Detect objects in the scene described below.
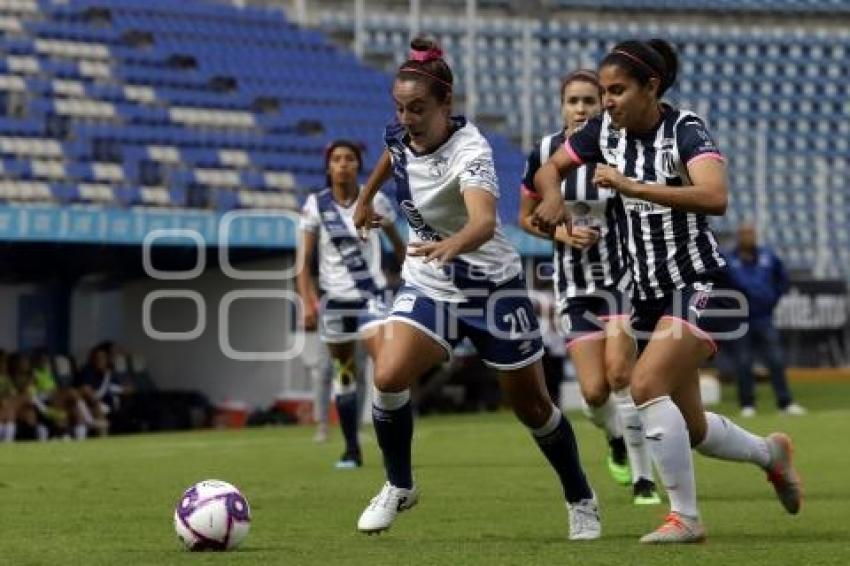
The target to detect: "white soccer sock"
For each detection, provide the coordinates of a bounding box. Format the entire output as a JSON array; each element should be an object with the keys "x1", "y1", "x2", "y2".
[
  {"x1": 74, "y1": 423, "x2": 88, "y2": 440},
  {"x1": 639, "y1": 396, "x2": 699, "y2": 518},
  {"x1": 373, "y1": 388, "x2": 411, "y2": 411},
  {"x1": 584, "y1": 395, "x2": 621, "y2": 439},
  {"x1": 77, "y1": 398, "x2": 95, "y2": 425},
  {"x1": 696, "y1": 412, "x2": 770, "y2": 469},
  {"x1": 36, "y1": 424, "x2": 49, "y2": 442},
  {"x1": 4, "y1": 422, "x2": 15, "y2": 442},
  {"x1": 613, "y1": 387, "x2": 654, "y2": 483}
]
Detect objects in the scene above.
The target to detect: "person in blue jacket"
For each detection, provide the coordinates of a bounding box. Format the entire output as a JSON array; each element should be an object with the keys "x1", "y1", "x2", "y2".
[{"x1": 725, "y1": 222, "x2": 806, "y2": 417}]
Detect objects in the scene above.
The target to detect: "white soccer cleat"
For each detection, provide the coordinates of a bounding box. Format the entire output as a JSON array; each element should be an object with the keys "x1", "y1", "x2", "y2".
[
  {"x1": 567, "y1": 493, "x2": 601, "y2": 540},
  {"x1": 640, "y1": 512, "x2": 706, "y2": 544},
  {"x1": 765, "y1": 432, "x2": 802, "y2": 514},
  {"x1": 357, "y1": 482, "x2": 419, "y2": 534},
  {"x1": 740, "y1": 406, "x2": 757, "y2": 418}
]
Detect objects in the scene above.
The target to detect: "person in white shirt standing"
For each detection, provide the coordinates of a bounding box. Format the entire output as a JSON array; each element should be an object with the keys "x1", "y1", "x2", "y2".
[
  {"x1": 352, "y1": 38, "x2": 599, "y2": 541},
  {"x1": 298, "y1": 140, "x2": 405, "y2": 468}
]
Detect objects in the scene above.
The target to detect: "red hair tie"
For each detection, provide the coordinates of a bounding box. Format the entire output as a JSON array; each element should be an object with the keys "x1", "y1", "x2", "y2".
[{"x1": 409, "y1": 47, "x2": 443, "y2": 63}]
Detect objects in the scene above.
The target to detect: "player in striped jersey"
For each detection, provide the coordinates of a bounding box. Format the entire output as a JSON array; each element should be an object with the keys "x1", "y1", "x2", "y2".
[
  {"x1": 532, "y1": 39, "x2": 801, "y2": 544},
  {"x1": 298, "y1": 140, "x2": 406, "y2": 469},
  {"x1": 352, "y1": 38, "x2": 599, "y2": 541},
  {"x1": 519, "y1": 69, "x2": 659, "y2": 505}
]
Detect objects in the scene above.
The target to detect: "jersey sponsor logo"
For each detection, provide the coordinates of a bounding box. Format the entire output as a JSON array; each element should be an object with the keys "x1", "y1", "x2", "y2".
[
  {"x1": 463, "y1": 157, "x2": 497, "y2": 187},
  {"x1": 622, "y1": 197, "x2": 660, "y2": 213},
  {"x1": 400, "y1": 199, "x2": 440, "y2": 242},
  {"x1": 389, "y1": 145, "x2": 403, "y2": 162}
]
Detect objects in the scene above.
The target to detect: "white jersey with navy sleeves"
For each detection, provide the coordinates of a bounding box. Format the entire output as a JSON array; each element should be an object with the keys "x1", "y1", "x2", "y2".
[
  {"x1": 300, "y1": 189, "x2": 396, "y2": 301},
  {"x1": 385, "y1": 117, "x2": 522, "y2": 302},
  {"x1": 565, "y1": 105, "x2": 726, "y2": 300}
]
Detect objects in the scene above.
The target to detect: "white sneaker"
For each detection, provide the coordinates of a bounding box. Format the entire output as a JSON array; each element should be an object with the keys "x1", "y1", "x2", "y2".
[
  {"x1": 783, "y1": 403, "x2": 807, "y2": 416},
  {"x1": 313, "y1": 424, "x2": 328, "y2": 443},
  {"x1": 740, "y1": 406, "x2": 757, "y2": 418},
  {"x1": 357, "y1": 482, "x2": 419, "y2": 534},
  {"x1": 567, "y1": 493, "x2": 601, "y2": 540}
]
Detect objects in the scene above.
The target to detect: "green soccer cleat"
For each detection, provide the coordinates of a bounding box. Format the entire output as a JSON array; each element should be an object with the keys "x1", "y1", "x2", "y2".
[
  {"x1": 607, "y1": 437, "x2": 632, "y2": 485},
  {"x1": 632, "y1": 478, "x2": 662, "y2": 505}
]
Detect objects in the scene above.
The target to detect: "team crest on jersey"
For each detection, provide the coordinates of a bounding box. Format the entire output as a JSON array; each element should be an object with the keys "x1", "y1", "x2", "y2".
[
  {"x1": 428, "y1": 155, "x2": 449, "y2": 177},
  {"x1": 659, "y1": 138, "x2": 678, "y2": 178}
]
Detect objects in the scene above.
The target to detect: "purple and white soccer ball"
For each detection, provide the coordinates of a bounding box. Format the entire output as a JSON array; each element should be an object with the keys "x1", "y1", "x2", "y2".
[{"x1": 173, "y1": 479, "x2": 251, "y2": 551}]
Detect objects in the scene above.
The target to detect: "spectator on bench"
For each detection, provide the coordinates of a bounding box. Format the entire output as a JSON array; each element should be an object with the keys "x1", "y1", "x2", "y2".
[
  {"x1": 75, "y1": 345, "x2": 125, "y2": 435},
  {"x1": 0, "y1": 350, "x2": 18, "y2": 442}
]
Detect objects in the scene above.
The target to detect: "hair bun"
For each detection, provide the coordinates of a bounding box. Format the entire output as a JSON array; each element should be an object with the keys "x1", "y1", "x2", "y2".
[{"x1": 409, "y1": 46, "x2": 443, "y2": 63}]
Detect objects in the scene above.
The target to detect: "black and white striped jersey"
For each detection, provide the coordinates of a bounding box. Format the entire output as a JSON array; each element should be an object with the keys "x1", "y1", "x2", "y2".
[
  {"x1": 522, "y1": 129, "x2": 627, "y2": 300},
  {"x1": 565, "y1": 106, "x2": 727, "y2": 300}
]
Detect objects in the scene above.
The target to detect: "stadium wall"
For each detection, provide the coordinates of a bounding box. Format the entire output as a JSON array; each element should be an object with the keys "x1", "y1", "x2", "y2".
[
  {"x1": 0, "y1": 284, "x2": 37, "y2": 350},
  {"x1": 117, "y1": 256, "x2": 305, "y2": 408}
]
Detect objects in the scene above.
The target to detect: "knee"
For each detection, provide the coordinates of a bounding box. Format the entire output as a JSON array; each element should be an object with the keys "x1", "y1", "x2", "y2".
[
  {"x1": 579, "y1": 379, "x2": 609, "y2": 408},
  {"x1": 507, "y1": 389, "x2": 553, "y2": 429},
  {"x1": 629, "y1": 368, "x2": 656, "y2": 406},
  {"x1": 605, "y1": 355, "x2": 632, "y2": 391},
  {"x1": 372, "y1": 363, "x2": 407, "y2": 393},
  {"x1": 511, "y1": 399, "x2": 553, "y2": 429}
]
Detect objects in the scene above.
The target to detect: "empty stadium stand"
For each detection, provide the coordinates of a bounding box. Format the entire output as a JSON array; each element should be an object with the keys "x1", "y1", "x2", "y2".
[
  {"x1": 0, "y1": 0, "x2": 848, "y2": 278},
  {"x1": 318, "y1": 8, "x2": 850, "y2": 277}
]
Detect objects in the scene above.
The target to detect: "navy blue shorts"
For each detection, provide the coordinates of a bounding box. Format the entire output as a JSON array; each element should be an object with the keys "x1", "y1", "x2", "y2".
[
  {"x1": 630, "y1": 269, "x2": 746, "y2": 355},
  {"x1": 388, "y1": 276, "x2": 545, "y2": 370},
  {"x1": 559, "y1": 288, "x2": 630, "y2": 346},
  {"x1": 319, "y1": 294, "x2": 388, "y2": 343}
]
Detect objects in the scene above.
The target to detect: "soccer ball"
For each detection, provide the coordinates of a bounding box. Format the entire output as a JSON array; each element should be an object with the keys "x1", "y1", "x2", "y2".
[{"x1": 173, "y1": 479, "x2": 251, "y2": 551}]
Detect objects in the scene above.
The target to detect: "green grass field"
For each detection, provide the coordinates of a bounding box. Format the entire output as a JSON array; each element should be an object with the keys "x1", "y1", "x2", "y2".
[{"x1": 3, "y1": 381, "x2": 849, "y2": 566}]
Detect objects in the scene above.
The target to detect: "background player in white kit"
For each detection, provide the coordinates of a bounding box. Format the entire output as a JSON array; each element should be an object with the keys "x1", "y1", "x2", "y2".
[
  {"x1": 298, "y1": 140, "x2": 405, "y2": 468},
  {"x1": 352, "y1": 38, "x2": 599, "y2": 541},
  {"x1": 519, "y1": 69, "x2": 659, "y2": 505}
]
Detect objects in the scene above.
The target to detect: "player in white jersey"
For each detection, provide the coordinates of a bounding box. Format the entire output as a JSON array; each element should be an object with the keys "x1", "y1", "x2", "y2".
[
  {"x1": 533, "y1": 39, "x2": 801, "y2": 544},
  {"x1": 520, "y1": 69, "x2": 659, "y2": 505},
  {"x1": 298, "y1": 140, "x2": 405, "y2": 468},
  {"x1": 351, "y1": 38, "x2": 599, "y2": 541}
]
